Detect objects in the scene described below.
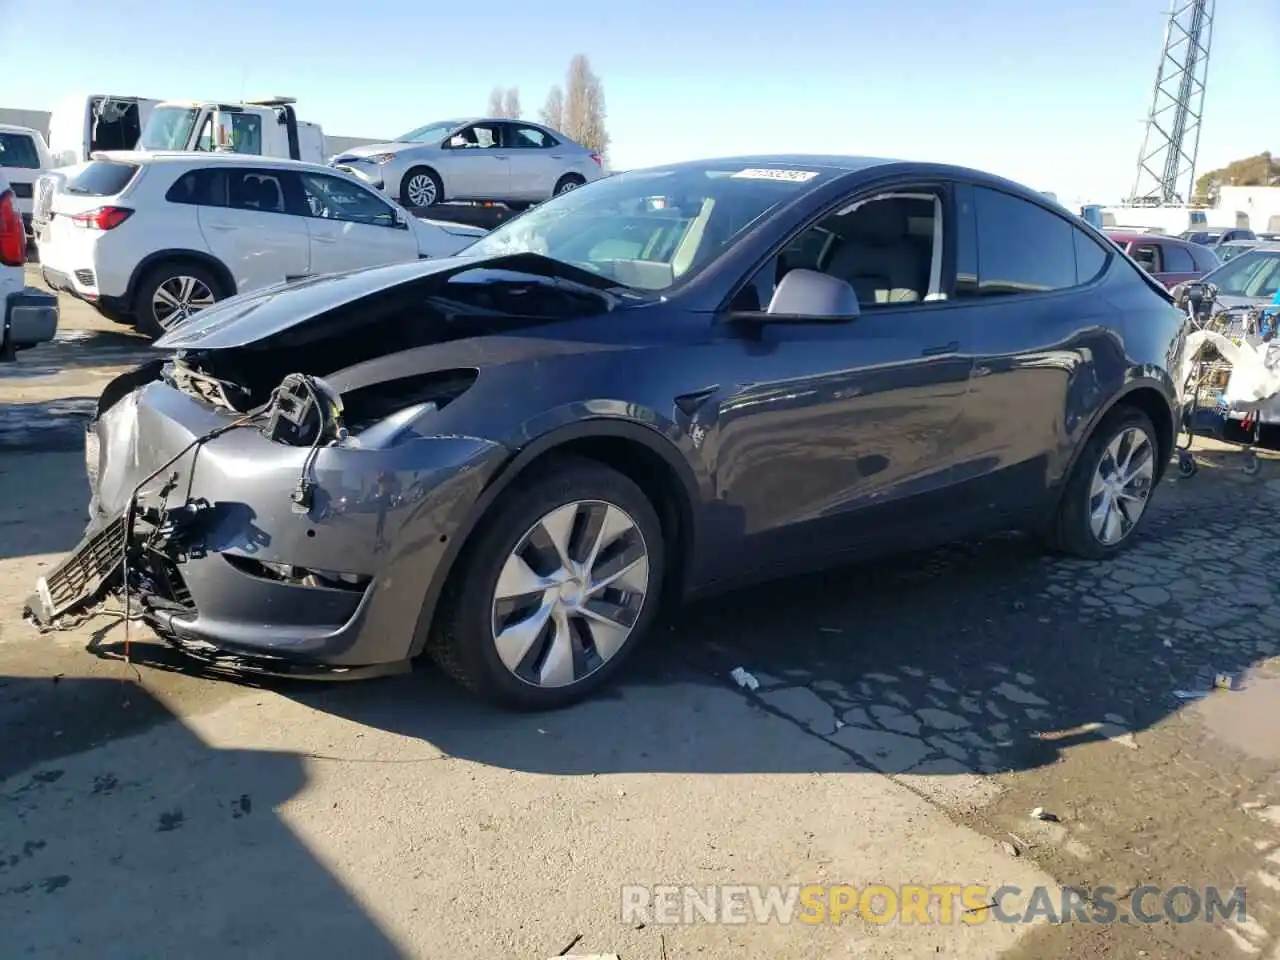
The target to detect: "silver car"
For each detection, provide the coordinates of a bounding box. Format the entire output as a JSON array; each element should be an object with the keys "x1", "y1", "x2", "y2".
[
  {"x1": 1196, "y1": 242, "x2": 1280, "y2": 311},
  {"x1": 329, "y1": 118, "x2": 603, "y2": 209}
]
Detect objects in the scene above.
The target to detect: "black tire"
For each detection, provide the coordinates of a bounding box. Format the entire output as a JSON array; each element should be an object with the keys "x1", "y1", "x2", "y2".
[
  {"x1": 1043, "y1": 405, "x2": 1160, "y2": 559},
  {"x1": 429, "y1": 457, "x2": 665, "y2": 710},
  {"x1": 132, "y1": 261, "x2": 226, "y2": 340},
  {"x1": 400, "y1": 166, "x2": 443, "y2": 208},
  {"x1": 552, "y1": 174, "x2": 585, "y2": 197}
]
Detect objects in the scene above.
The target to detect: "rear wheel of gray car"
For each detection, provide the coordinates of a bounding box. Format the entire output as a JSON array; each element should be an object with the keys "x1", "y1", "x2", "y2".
[
  {"x1": 553, "y1": 174, "x2": 585, "y2": 196},
  {"x1": 133, "y1": 262, "x2": 225, "y2": 340},
  {"x1": 1044, "y1": 405, "x2": 1160, "y2": 560},
  {"x1": 401, "y1": 167, "x2": 442, "y2": 208},
  {"x1": 430, "y1": 458, "x2": 665, "y2": 710}
]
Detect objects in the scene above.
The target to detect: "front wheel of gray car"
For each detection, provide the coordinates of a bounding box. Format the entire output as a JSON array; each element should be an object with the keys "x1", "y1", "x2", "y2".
[
  {"x1": 401, "y1": 167, "x2": 442, "y2": 208},
  {"x1": 1044, "y1": 405, "x2": 1160, "y2": 560},
  {"x1": 430, "y1": 458, "x2": 665, "y2": 710}
]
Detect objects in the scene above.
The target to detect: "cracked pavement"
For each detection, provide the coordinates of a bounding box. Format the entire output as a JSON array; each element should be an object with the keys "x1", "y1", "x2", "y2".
[{"x1": 1, "y1": 270, "x2": 1279, "y2": 959}]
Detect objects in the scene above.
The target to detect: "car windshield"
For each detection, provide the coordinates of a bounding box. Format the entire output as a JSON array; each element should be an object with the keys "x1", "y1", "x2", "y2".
[
  {"x1": 139, "y1": 106, "x2": 200, "y2": 151},
  {"x1": 463, "y1": 164, "x2": 834, "y2": 292},
  {"x1": 1205, "y1": 250, "x2": 1280, "y2": 299},
  {"x1": 395, "y1": 120, "x2": 469, "y2": 143},
  {"x1": 0, "y1": 132, "x2": 40, "y2": 169}
]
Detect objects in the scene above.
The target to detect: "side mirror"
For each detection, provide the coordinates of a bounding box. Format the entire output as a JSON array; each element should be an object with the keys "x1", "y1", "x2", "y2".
[
  {"x1": 765, "y1": 269, "x2": 860, "y2": 321},
  {"x1": 212, "y1": 112, "x2": 236, "y2": 152}
]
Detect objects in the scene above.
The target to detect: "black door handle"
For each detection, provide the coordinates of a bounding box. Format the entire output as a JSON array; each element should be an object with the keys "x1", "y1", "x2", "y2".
[{"x1": 921, "y1": 341, "x2": 959, "y2": 357}]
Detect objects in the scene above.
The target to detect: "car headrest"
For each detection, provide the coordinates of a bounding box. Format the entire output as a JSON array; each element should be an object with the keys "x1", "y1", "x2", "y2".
[
  {"x1": 258, "y1": 178, "x2": 281, "y2": 211},
  {"x1": 846, "y1": 200, "x2": 904, "y2": 246}
]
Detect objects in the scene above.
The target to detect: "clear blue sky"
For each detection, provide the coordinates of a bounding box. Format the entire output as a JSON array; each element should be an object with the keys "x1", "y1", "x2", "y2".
[{"x1": 6, "y1": 0, "x2": 1277, "y2": 202}]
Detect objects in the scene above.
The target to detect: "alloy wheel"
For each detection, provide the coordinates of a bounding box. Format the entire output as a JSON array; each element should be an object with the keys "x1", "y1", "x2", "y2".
[
  {"x1": 490, "y1": 499, "x2": 650, "y2": 689},
  {"x1": 407, "y1": 174, "x2": 437, "y2": 207},
  {"x1": 556, "y1": 179, "x2": 580, "y2": 195},
  {"x1": 1089, "y1": 426, "x2": 1155, "y2": 546},
  {"x1": 152, "y1": 276, "x2": 215, "y2": 329}
]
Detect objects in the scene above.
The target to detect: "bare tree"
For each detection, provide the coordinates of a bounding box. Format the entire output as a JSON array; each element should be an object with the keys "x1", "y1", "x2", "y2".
[
  {"x1": 501, "y1": 87, "x2": 522, "y2": 120},
  {"x1": 540, "y1": 85, "x2": 564, "y2": 132},
  {"x1": 487, "y1": 86, "x2": 505, "y2": 117},
  {"x1": 560, "y1": 54, "x2": 610, "y2": 157}
]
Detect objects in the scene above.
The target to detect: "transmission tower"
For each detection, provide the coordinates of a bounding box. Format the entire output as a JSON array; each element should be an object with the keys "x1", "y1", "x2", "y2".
[{"x1": 1129, "y1": 0, "x2": 1215, "y2": 205}]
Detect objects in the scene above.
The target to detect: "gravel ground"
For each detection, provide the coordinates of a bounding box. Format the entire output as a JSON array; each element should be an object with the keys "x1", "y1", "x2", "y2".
[{"x1": 1, "y1": 269, "x2": 1278, "y2": 959}]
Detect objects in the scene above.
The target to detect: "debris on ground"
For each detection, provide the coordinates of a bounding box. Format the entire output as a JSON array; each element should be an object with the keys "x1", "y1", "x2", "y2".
[
  {"x1": 1001, "y1": 840, "x2": 1021, "y2": 857},
  {"x1": 730, "y1": 667, "x2": 760, "y2": 691},
  {"x1": 1030, "y1": 807, "x2": 1059, "y2": 822},
  {"x1": 1173, "y1": 689, "x2": 1209, "y2": 701},
  {"x1": 1214, "y1": 672, "x2": 1238, "y2": 691}
]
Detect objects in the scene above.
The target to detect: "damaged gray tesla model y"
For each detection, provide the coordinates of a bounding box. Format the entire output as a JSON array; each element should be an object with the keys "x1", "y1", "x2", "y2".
[{"x1": 26, "y1": 155, "x2": 1188, "y2": 709}]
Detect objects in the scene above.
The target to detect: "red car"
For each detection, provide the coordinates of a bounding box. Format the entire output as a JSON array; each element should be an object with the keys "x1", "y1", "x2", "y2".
[{"x1": 1107, "y1": 232, "x2": 1220, "y2": 289}]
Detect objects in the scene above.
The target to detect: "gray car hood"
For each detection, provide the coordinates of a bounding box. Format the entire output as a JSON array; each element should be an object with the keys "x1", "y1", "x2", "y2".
[
  {"x1": 153, "y1": 259, "x2": 474, "y2": 351},
  {"x1": 151, "y1": 253, "x2": 628, "y2": 352}
]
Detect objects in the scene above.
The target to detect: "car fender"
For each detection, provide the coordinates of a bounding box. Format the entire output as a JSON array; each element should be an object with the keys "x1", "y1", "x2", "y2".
[
  {"x1": 405, "y1": 414, "x2": 704, "y2": 659},
  {"x1": 1047, "y1": 369, "x2": 1178, "y2": 516},
  {"x1": 125, "y1": 248, "x2": 235, "y2": 311}
]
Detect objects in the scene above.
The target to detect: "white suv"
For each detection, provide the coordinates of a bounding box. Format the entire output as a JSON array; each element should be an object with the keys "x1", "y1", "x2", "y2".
[
  {"x1": 37, "y1": 151, "x2": 486, "y2": 338},
  {"x1": 0, "y1": 170, "x2": 58, "y2": 359}
]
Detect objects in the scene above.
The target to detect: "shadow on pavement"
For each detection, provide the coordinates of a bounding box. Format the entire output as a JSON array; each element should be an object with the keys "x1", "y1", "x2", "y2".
[
  {"x1": 4, "y1": 326, "x2": 154, "y2": 381},
  {"x1": 0, "y1": 674, "x2": 405, "y2": 957},
  {"x1": 89, "y1": 474, "x2": 1280, "y2": 783}
]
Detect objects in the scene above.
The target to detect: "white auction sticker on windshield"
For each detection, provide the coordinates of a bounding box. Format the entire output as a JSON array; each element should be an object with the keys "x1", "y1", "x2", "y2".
[{"x1": 731, "y1": 168, "x2": 819, "y2": 182}]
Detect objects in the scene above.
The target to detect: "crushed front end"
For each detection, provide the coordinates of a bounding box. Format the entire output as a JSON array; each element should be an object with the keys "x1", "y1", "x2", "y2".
[{"x1": 25, "y1": 355, "x2": 508, "y2": 677}]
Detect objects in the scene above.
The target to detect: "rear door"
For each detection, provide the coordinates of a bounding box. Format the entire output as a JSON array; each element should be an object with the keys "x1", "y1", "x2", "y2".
[
  {"x1": 946, "y1": 183, "x2": 1118, "y2": 526},
  {"x1": 296, "y1": 169, "x2": 417, "y2": 274},
  {"x1": 502, "y1": 123, "x2": 561, "y2": 200},
  {"x1": 189, "y1": 166, "x2": 311, "y2": 293}
]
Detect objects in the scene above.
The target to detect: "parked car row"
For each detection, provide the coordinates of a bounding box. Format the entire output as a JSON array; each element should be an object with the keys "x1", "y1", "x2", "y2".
[
  {"x1": 29, "y1": 155, "x2": 1190, "y2": 709},
  {"x1": 34, "y1": 152, "x2": 487, "y2": 337}
]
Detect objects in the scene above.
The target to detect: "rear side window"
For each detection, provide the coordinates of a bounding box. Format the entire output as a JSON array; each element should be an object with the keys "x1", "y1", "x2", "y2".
[
  {"x1": 63, "y1": 161, "x2": 140, "y2": 197},
  {"x1": 1072, "y1": 229, "x2": 1110, "y2": 285},
  {"x1": 1162, "y1": 244, "x2": 1195, "y2": 273},
  {"x1": 0, "y1": 133, "x2": 40, "y2": 169},
  {"x1": 167, "y1": 167, "x2": 302, "y2": 216},
  {"x1": 965, "y1": 186, "x2": 1076, "y2": 295}
]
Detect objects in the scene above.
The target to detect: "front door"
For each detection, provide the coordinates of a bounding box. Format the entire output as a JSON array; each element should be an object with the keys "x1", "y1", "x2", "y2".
[
  {"x1": 296, "y1": 170, "x2": 418, "y2": 274},
  {"x1": 501, "y1": 122, "x2": 562, "y2": 201},
  {"x1": 697, "y1": 188, "x2": 974, "y2": 582},
  {"x1": 438, "y1": 121, "x2": 511, "y2": 200}
]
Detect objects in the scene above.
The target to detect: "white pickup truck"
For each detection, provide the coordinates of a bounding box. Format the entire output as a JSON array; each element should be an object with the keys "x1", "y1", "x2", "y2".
[
  {"x1": 33, "y1": 97, "x2": 326, "y2": 243},
  {"x1": 0, "y1": 170, "x2": 57, "y2": 360}
]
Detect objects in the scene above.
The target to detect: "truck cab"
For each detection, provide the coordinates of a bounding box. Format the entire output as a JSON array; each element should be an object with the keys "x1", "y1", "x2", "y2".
[{"x1": 136, "y1": 97, "x2": 325, "y2": 163}]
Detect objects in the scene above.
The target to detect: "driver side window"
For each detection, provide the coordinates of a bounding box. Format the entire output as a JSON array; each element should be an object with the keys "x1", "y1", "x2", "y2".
[{"x1": 735, "y1": 190, "x2": 946, "y2": 312}]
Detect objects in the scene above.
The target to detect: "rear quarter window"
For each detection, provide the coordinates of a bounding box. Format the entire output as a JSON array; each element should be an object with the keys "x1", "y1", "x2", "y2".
[{"x1": 64, "y1": 161, "x2": 140, "y2": 197}]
